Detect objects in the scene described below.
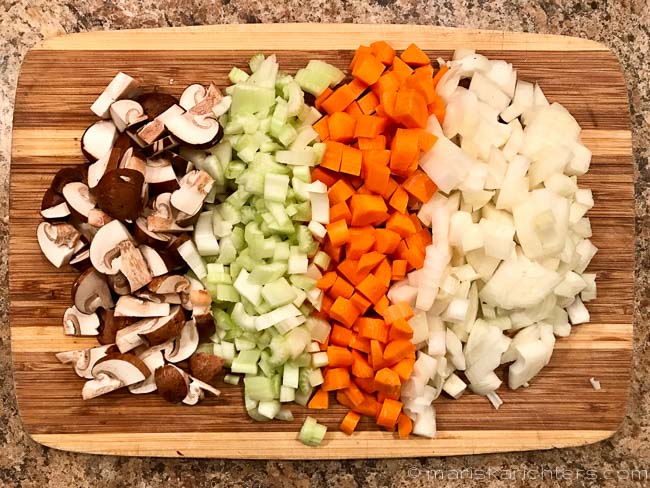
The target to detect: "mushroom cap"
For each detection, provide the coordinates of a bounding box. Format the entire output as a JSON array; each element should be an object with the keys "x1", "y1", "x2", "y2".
[
  {"x1": 133, "y1": 217, "x2": 171, "y2": 249},
  {"x1": 142, "y1": 135, "x2": 180, "y2": 158},
  {"x1": 115, "y1": 317, "x2": 159, "y2": 352},
  {"x1": 139, "y1": 245, "x2": 168, "y2": 277},
  {"x1": 165, "y1": 111, "x2": 222, "y2": 147},
  {"x1": 82, "y1": 352, "x2": 151, "y2": 398},
  {"x1": 106, "y1": 271, "x2": 131, "y2": 296},
  {"x1": 110, "y1": 99, "x2": 147, "y2": 132},
  {"x1": 63, "y1": 306, "x2": 100, "y2": 336},
  {"x1": 71, "y1": 267, "x2": 115, "y2": 314},
  {"x1": 136, "y1": 92, "x2": 179, "y2": 119},
  {"x1": 69, "y1": 248, "x2": 92, "y2": 271},
  {"x1": 97, "y1": 309, "x2": 135, "y2": 345},
  {"x1": 164, "y1": 319, "x2": 199, "y2": 363},
  {"x1": 87, "y1": 208, "x2": 113, "y2": 228},
  {"x1": 89, "y1": 219, "x2": 133, "y2": 274},
  {"x1": 56, "y1": 344, "x2": 118, "y2": 379},
  {"x1": 194, "y1": 313, "x2": 217, "y2": 340},
  {"x1": 129, "y1": 348, "x2": 165, "y2": 394},
  {"x1": 94, "y1": 168, "x2": 144, "y2": 221},
  {"x1": 40, "y1": 201, "x2": 71, "y2": 220},
  {"x1": 148, "y1": 275, "x2": 190, "y2": 294},
  {"x1": 188, "y1": 351, "x2": 224, "y2": 385},
  {"x1": 179, "y1": 84, "x2": 208, "y2": 111},
  {"x1": 114, "y1": 295, "x2": 171, "y2": 318},
  {"x1": 62, "y1": 182, "x2": 97, "y2": 220},
  {"x1": 51, "y1": 166, "x2": 89, "y2": 194},
  {"x1": 82, "y1": 120, "x2": 118, "y2": 161},
  {"x1": 40, "y1": 187, "x2": 66, "y2": 211},
  {"x1": 119, "y1": 146, "x2": 147, "y2": 177},
  {"x1": 186, "y1": 84, "x2": 223, "y2": 116},
  {"x1": 140, "y1": 305, "x2": 185, "y2": 345},
  {"x1": 37, "y1": 221, "x2": 83, "y2": 268},
  {"x1": 155, "y1": 364, "x2": 189, "y2": 403},
  {"x1": 170, "y1": 170, "x2": 215, "y2": 216},
  {"x1": 135, "y1": 119, "x2": 166, "y2": 146}
]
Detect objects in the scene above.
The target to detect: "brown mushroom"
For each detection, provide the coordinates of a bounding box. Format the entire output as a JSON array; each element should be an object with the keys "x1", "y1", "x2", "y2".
[
  {"x1": 148, "y1": 275, "x2": 190, "y2": 294},
  {"x1": 146, "y1": 193, "x2": 192, "y2": 233},
  {"x1": 81, "y1": 120, "x2": 118, "y2": 161},
  {"x1": 87, "y1": 208, "x2": 113, "y2": 228},
  {"x1": 56, "y1": 344, "x2": 118, "y2": 379},
  {"x1": 188, "y1": 352, "x2": 224, "y2": 385},
  {"x1": 69, "y1": 248, "x2": 91, "y2": 271},
  {"x1": 142, "y1": 135, "x2": 179, "y2": 158},
  {"x1": 37, "y1": 221, "x2": 84, "y2": 268},
  {"x1": 159, "y1": 233, "x2": 192, "y2": 271},
  {"x1": 94, "y1": 168, "x2": 144, "y2": 221},
  {"x1": 165, "y1": 111, "x2": 223, "y2": 149},
  {"x1": 110, "y1": 99, "x2": 147, "y2": 132},
  {"x1": 145, "y1": 158, "x2": 180, "y2": 195},
  {"x1": 140, "y1": 305, "x2": 185, "y2": 345},
  {"x1": 71, "y1": 267, "x2": 115, "y2": 314},
  {"x1": 62, "y1": 182, "x2": 97, "y2": 221},
  {"x1": 182, "y1": 377, "x2": 221, "y2": 405},
  {"x1": 114, "y1": 296, "x2": 171, "y2": 318},
  {"x1": 51, "y1": 166, "x2": 89, "y2": 194},
  {"x1": 82, "y1": 352, "x2": 151, "y2": 399},
  {"x1": 63, "y1": 306, "x2": 100, "y2": 336},
  {"x1": 133, "y1": 217, "x2": 171, "y2": 249},
  {"x1": 155, "y1": 364, "x2": 190, "y2": 403},
  {"x1": 194, "y1": 313, "x2": 217, "y2": 340},
  {"x1": 90, "y1": 72, "x2": 139, "y2": 118},
  {"x1": 139, "y1": 245, "x2": 168, "y2": 277},
  {"x1": 129, "y1": 348, "x2": 166, "y2": 394},
  {"x1": 164, "y1": 319, "x2": 199, "y2": 363},
  {"x1": 170, "y1": 170, "x2": 214, "y2": 216},
  {"x1": 89, "y1": 220, "x2": 133, "y2": 274},
  {"x1": 106, "y1": 271, "x2": 131, "y2": 296},
  {"x1": 115, "y1": 317, "x2": 159, "y2": 352},
  {"x1": 136, "y1": 92, "x2": 179, "y2": 119},
  {"x1": 117, "y1": 240, "x2": 153, "y2": 292},
  {"x1": 40, "y1": 188, "x2": 70, "y2": 220},
  {"x1": 119, "y1": 146, "x2": 147, "y2": 177},
  {"x1": 97, "y1": 309, "x2": 134, "y2": 345}
]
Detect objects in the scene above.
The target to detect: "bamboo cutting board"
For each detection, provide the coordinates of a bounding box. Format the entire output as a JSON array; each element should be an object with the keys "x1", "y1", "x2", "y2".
[{"x1": 10, "y1": 24, "x2": 634, "y2": 459}]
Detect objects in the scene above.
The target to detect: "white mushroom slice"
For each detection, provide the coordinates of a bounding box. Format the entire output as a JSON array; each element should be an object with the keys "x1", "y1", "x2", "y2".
[
  {"x1": 146, "y1": 193, "x2": 192, "y2": 233},
  {"x1": 115, "y1": 318, "x2": 159, "y2": 352},
  {"x1": 117, "y1": 240, "x2": 153, "y2": 292},
  {"x1": 69, "y1": 249, "x2": 91, "y2": 270},
  {"x1": 119, "y1": 147, "x2": 146, "y2": 176},
  {"x1": 139, "y1": 245, "x2": 168, "y2": 277},
  {"x1": 110, "y1": 99, "x2": 147, "y2": 132},
  {"x1": 187, "y1": 84, "x2": 223, "y2": 116},
  {"x1": 148, "y1": 275, "x2": 190, "y2": 294},
  {"x1": 136, "y1": 119, "x2": 165, "y2": 145},
  {"x1": 164, "y1": 319, "x2": 199, "y2": 363},
  {"x1": 212, "y1": 95, "x2": 232, "y2": 118},
  {"x1": 82, "y1": 120, "x2": 119, "y2": 160},
  {"x1": 170, "y1": 170, "x2": 214, "y2": 216},
  {"x1": 82, "y1": 353, "x2": 150, "y2": 399},
  {"x1": 56, "y1": 344, "x2": 116, "y2": 379},
  {"x1": 40, "y1": 202, "x2": 70, "y2": 219},
  {"x1": 62, "y1": 182, "x2": 96, "y2": 219},
  {"x1": 133, "y1": 217, "x2": 171, "y2": 248},
  {"x1": 87, "y1": 208, "x2": 113, "y2": 228},
  {"x1": 157, "y1": 104, "x2": 185, "y2": 126},
  {"x1": 165, "y1": 111, "x2": 221, "y2": 147},
  {"x1": 63, "y1": 306, "x2": 100, "y2": 336},
  {"x1": 89, "y1": 220, "x2": 133, "y2": 274},
  {"x1": 114, "y1": 296, "x2": 170, "y2": 317},
  {"x1": 90, "y1": 72, "x2": 139, "y2": 118},
  {"x1": 37, "y1": 222, "x2": 83, "y2": 268},
  {"x1": 134, "y1": 290, "x2": 182, "y2": 304},
  {"x1": 129, "y1": 348, "x2": 165, "y2": 394},
  {"x1": 179, "y1": 84, "x2": 208, "y2": 111},
  {"x1": 145, "y1": 161, "x2": 177, "y2": 184},
  {"x1": 87, "y1": 152, "x2": 110, "y2": 188},
  {"x1": 140, "y1": 305, "x2": 185, "y2": 346},
  {"x1": 182, "y1": 377, "x2": 221, "y2": 405},
  {"x1": 72, "y1": 267, "x2": 114, "y2": 313}
]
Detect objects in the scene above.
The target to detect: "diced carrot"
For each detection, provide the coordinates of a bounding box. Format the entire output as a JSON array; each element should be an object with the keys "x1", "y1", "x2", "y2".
[
  {"x1": 417, "y1": 129, "x2": 438, "y2": 152},
  {"x1": 314, "y1": 87, "x2": 333, "y2": 111},
  {"x1": 374, "y1": 367, "x2": 401, "y2": 398},
  {"x1": 388, "y1": 318, "x2": 413, "y2": 341},
  {"x1": 311, "y1": 166, "x2": 338, "y2": 187},
  {"x1": 327, "y1": 345, "x2": 354, "y2": 368},
  {"x1": 331, "y1": 324, "x2": 354, "y2": 347},
  {"x1": 377, "y1": 398, "x2": 403, "y2": 429},
  {"x1": 336, "y1": 389, "x2": 355, "y2": 410},
  {"x1": 428, "y1": 94, "x2": 446, "y2": 124},
  {"x1": 374, "y1": 258, "x2": 392, "y2": 288},
  {"x1": 388, "y1": 186, "x2": 409, "y2": 213},
  {"x1": 393, "y1": 87, "x2": 428, "y2": 129},
  {"x1": 389, "y1": 128, "x2": 420, "y2": 173},
  {"x1": 380, "y1": 177, "x2": 399, "y2": 200},
  {"x1": 370, "y1": 340, "x2": 386, "y2": 370},
  {"x1": 340, "y1": 146, "x2": 363, "y2": 176},
  {"x1": 413, "y1": 64, "x2": 434, "y2": 79},
  {"x1": 329, "y1": 275, "x2": 355, "y2": 299},
  {"x1": 354, "y1": 377, "x2": 377, "y2": 394},
  {"x1": 346, "y1": 228, "x2": 376, "y2": 260},
  {"x1": 349, "y1": 292, "x2": 372, "y2": 315},
  {"x1": 355, "y1": 395, "x2": 381, "y2": 417},
  {"x1": 362, "y1": 163, "x2": 390, "y2": 195},
  {"x1": 322, "y1": 367, "x2": 351, "y2": 391},
  {"x1": 406, "y1": 74, "x2": 436, "y2": 104},
  {"x1": 308, "y1": 387, "x2": 329, "y2": 409},
  {"x1": 337, "y1": 259, "x2": 366, "y2": 286},
  {"x1": 354, "y1": 115, "x2": 388, "y2": 139},
  {"x1": 320, "y1": 141, "x2": 344, "y2": 171},
  {"x1": 402, "y1": 169, "x2": 437, "y2": 203},
  {"x1": 383, "y1": 339, "x2": 415, "y2": 366},
  {"x1": 370, "y1": 40, "x2": 396, "y2": 65},
  {"x1": 328, "y1": 111, "x2": 356, "y2": 143},
  {"x1": 373, "y1": 228, "x2": 401, "y2": 254},
  {"x1": 391, "y1": 259, "x2": 407, "y2": 280},
  {"x1": 352, "y1": 53, "x2": 386, "y2": 86},
  {"x1": 356, "y1": 184, "x2": 372, "y2": 195},
  {"x1": 381, "y1": 302, "x2": 414, "y2": 324},
  {"x1": 361, "y1": 150, "x2": 391, "y2": 176},
  {"x1": 351, "y1": 350, "x2": 374, "y2": 378},
  {"x1": 326, "y1": 219, "x2": 350, "y2": 247},
  {"x1": 349, "y1": 334, "x2": 371, "y2": 354},
  {"x1": 348, "y1": 78, "x2": 368, "y2": 98},
  {"x1": 432, "y1": 64, "x2": 449, "y2": 88},
  {"x1": 329, "y1": 296, "x2": 361, "y2": 328},
  {"x1": 329, "y1": 201, "x2": 352, "y2": 225},
  {"x1": 400, "y1": 43, "x2": 430, "y2": 67},
  {"x1": 375, "y1": 295, "x2": 390, "y2": 315},
  {"x1": 349, "y1": 194, "x2": 388, "y2": 226},
  {"x1": 380, "y1": 90, "x2": 398, "y2": 119},
  {"x1": 323, "y1": 240, "x2": 342, "y2": 263},
  {"x1": 357, "y1": 251, "x2": 386, "y2": 276},
  {"x1": 322, "y1": 84, "x2": 356, "y2": 114},
  {"x1": 340, "y1": 410, "x2": 361, "y2": 435},
  {"x1": 313, "y1": 115, "x2": 330, "y2": 141},
  {"x1": 392, "y1": 357, "x2": 415, "y2": 382},
  {"x1": 410, "y1": 214, "x2": 425, "y2": 232},
  {"x1": 358, "y1": 135, "x2": 386, "y2": 150},
  {"x1": 391, "y1": 56, "x2": 413, "y2": 83},
  {"x1": 328, "y1": 179, "x2": 355, "y2": 205},
  {"x1": 356, "y1": 273, "x2": 387, "y2": 304},
  {"x1": 356, "y1": 317, "x2": 388, "y2": 342},
  {"x1": 344, "y1": 100, "x2": 363, "y2": 118},
  {"x1": 386, "y1": 212, "x2": 417, "y2": 238},
  {"x1": 397, "y1": 413, "x2": 413, "y2": 439},
  {"x1": 343, "y1": 382, "x2": 365, "y2": 407},
  {"x1": 371, "y1": 71, "x2": 400, "y2": 97},
  {"x1": 350, "y1": 45, "x2": 372, "y2": 70},
  {"x1": 317, "y1": 271, "x2": 337, "y2": 291},
  {"x1": 357, "y1": 91, "x2": 380, "y2": 115},
  {"x1": 321, "y1": 294, "x2": 334, "y2": 315}
]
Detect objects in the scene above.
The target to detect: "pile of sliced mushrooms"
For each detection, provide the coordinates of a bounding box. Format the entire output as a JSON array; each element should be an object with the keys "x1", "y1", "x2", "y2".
[{"x1": 39, "y1": 73, "x2": 229, "y2": 404}]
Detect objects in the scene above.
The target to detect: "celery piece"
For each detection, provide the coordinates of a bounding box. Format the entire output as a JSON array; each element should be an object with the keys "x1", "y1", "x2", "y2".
[
  {"x1": 292, "y1": 286, "x2": 307, "y2": 308},
  {"x1": 231, "y1": 85, "x2": 276, "y2": 115},
  {"x1": 258, "y1": 400, "x2": 282, "y2": 420},
  {"x1": 249, "y1": 53, "x2": 265, "y2": 72},
  {"x1": 291, "y1": 352, "x2": 312, "y2": 368},
  {"x1": 206, "y1": 264, "x2": 232, "y2": 285},
  {"x1": 273, "y1": 241, "x2": 291, "y2": 261},
  {"x1": 232, "y1": 349, "x2": 261, "y2": 375},
  {"x1": 244, "y1": 376, "x2": 275, "y2": 401},
  {"x1": 291, "y1": 202, "x2": 311, "y2": 222},
  {"x1": 225, "y1": 186, "x2": 251, "y2": 208},
  {"x1": 231, "y1": 303, "x2": 256, "y2": 332},
  {"x1": 288, "y1": 246, "x2": 308, "y2": 274},
  {"x1": 216, "y1": 238, "x2": 237, "y2": 264},
  {"x1": 229, "y1": 66, "x2": 250, "y2": 84},
  {"x1": 230, "y1": 226, "x2": 245, "y2": 251},
  {"x1": 310, "y1": 143, "x2": 327, "y2": 164},
  {"x1": 264, "y1": 173, "x2": 290, "y2": 203},
  {"x1": 215, "y1": 283, "x2": 240, "y2": 303},
  {"x1": 194, "y1": 211, "x2": 220, "y2": 256},
  {"x1": 312, "y1": 251, "x2": 331, "y2": 270},
  {"x1": 295, "y1": 60, "x2": 344, "y2": 96},
  {"x1": 298, "y1": 417, "x2": 327, "y2": 446},
  {"x1": 267, "y1": 335, "x2": 291, "y2": 368},
  {"x1": 235, "y1": 337, "x2": 256, "y2": 351},
  {"x1": 226, "y1": 161, "x2": 246, "y2": 180},
  {"x1": 296, "y1": 225, "x2": 318, "y2": 255},
  {"x1": 282, "y1": 363, "x2": 300, "y2": 389},
  {"x1": 235, "y1": 249, "x2": 258, "y2": 272},
  {"x1": 249, "y1": 262, "x2": 287, "y2": 284},
  {"x1": 254, "y1": 303, "x2": 302, "y2": 331},
  {"x1": 258, "y1": 357, "x2": 275, "y2": 377},
  {"x1": 233, "y1": 269, "x2": 262, "y2": 306},
  {"x1": 213, "y1": 309, "x2": 235, "y2": 330},
  {"x1": 248, "y1": 55, "x2": 279, "y2": 88},
  {"x1": 292, "y1": 165, "x2": 311, "y2": 183},
  {"x1": 298, "y1": 368, "x2": 313, "y2": 394},
  {"x1": 294, "y1": 387, "x2": 313, "y2": 407},
  {"x1": 290, "y1": 126, "x2": 318, "y2": 151},
  {"x1": 261, "y1": 277, "x2": 297, "y2": 308},
  {"x1": 289, "y1": 274, "x2": 317, "y2": 291},
  {"x1": 307, "y1": 367, "x2": 325, "y2": 387},
  {"x1": 284, "y1": 81, "x2": 304, "y2": 117},
  {"x1": 224, "y1": 374, "x2": 241, "y2": 386},
  {"x1": 271, "y1": 373, "x2": 282, "y2": 398},
  {"x1": 279, "y1": 385, "x2": 296, "y2": 403}
]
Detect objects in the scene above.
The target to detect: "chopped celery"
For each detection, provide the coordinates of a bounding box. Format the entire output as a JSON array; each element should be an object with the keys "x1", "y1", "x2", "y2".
[
  {"x1": 215, "y1": 283, "x2": 240, "y2": 303},
  {"x1": 312, "y1": 250, "x2": 331, "y2": 270},
  {"x1": 294, "y1": 387, "x2": 313, "y2": 407},
  {"x1": 244, "y1": 376, "x2": 275, "y2": 401},
  {"x1": 264, "y1": 173, "x2": 290, "y2": 203},
  {"x1": 249, "y1": 53, "x2": 265, "y2": 72},
  {"x1": 231, "y1": 349, "x2": 261, "y2": 375},
  {"x1": 273, "y1": 241, "x2": 291, "y2": 261},
  {"x1": 294, "y1": 60, "x2": 345, "y2": 96},
  {"x1": 288, "y1": 246, "x2": 308, "y2": 274},
  {"x1": 224, "y1": 374, "x2": 241, "y2": 385},
  {"x1": 279, "y1": 386, "x2": 295, "y2": 403},
  {"x1": 267, "y1": 335, "x2": 291, "y2": 367},
  {"x1": 249, "y1": 262, "x2": 287, "y2": 284},
  {"x1": 229, "y1": 66, "x2": 250, "y2": 84},
  {"x1": 258, "y1": 400, "x2": 281, "y2": 420},
  {"x1": 290, "y1": 352, "x2": 312, "y2": 368},
  {"x1": 276, "y1": 150, "x2": 317, "y2": 166},
  {"x1": 194, "y1": 211, "x2": 220, "y2": 256},
  {"x1": 289, "y1": 274, "x2": 317, "y2": 291},
  {"x1": 262, "y1": 278, "x2": 298, "y2": 308},
  {"x1": 298, "y1": 417, "x2": 327, "y2": 446},
  {"x1": 282, "y1": 363, "x2": 300, "y2": 389}
]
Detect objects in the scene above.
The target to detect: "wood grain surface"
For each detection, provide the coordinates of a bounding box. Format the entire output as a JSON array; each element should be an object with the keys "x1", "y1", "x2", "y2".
[{"x1": 9, "y1": 24, "x2": 634, "y2": 459}]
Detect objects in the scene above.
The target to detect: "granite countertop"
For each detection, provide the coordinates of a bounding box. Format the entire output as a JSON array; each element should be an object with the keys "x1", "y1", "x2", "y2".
[{"x1": 1, "y1": 1, "x2": 649, "y2": 486}]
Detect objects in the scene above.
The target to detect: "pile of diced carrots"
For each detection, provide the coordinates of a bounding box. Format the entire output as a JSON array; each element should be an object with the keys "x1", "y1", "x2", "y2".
[{"x1": 307, "y1": 41, "x2": 445, "y2": 438}]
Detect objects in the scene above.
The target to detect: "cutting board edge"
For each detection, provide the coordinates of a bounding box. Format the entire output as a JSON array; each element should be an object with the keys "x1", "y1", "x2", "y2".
[{"x1": 28, "y1": 429, "x2": 618, "y2": 459}]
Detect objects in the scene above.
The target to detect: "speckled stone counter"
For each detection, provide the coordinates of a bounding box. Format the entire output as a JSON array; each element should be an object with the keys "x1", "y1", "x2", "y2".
[{"x1": 1, "y1": 2, "x2": 649, "y2": 487}]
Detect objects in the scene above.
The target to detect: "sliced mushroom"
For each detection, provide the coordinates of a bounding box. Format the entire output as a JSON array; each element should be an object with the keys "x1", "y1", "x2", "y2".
[
  {"x1": 129, "y1": 348, "x2": 166, "y2": 394},
  {"x1": 155, "y1": 364, "x2": 190, "y2": 403},
  {"x1": 87, "y1": 152, "x2": 114, "y2": 189},
  {"x1": 142, "y1": 135, "x2": 179, "y2": 158},
  {"x1": 40, "y1": 201, "x2": 70, "y2": 220},
  {"x1": 51, "y1": 166, "x2": 89, "y2": 194},
  {"x1": 188, "y1": 351, "x2": 223, "y2": 385},
  {"x1": 89, "y1": 220, "x2": 132, "y2": 274},
  {"x1": 115, "y1": 317, "x2": 159, "y2": 352},
  {"x1": 164, "y1": 319, "x2": 199, "y2": 363},
  {"x1": 161, "y1": 150, "x2": 192, "y2": 176},
  {"x1": 133, "y1": 217, "x2": 171, "y2": 249},
  {"x1": 94, "y1": 168, "x2": 144, "y2": 220},
  {"x1": 106, "y1": 271, "x2": 131, "y2": 296},
  {"x1": 175, "y1": 210, "x2": 201, "y2": 228},
  {"x1": 135, "y1": 119, "x2": 165, "y2": 146},
  {"x1": 37, "y1": 222, "x2": 83, "y2": 267},
  {"x1": 134, "y1": 290, "x2": 181, "y2": 304},
  {"x1": 136, "y1": 92, "x2": 180, "y2": 119},
  {"x1": 114, "y1": 296, "x2": 170, "y2": 318},
  {"x1": 69, "y1": 249, "x2": 91, "y2": 271},
  {"x1": 87, "y1": 208, "x2": 113, "y2": 228},
  {"x1": 145, "y1": 158, "x2": 179, "y2": 195},
  {"x1": 147, "y1": 193, "x2": 192, "y2": 233},
  {"x1": 140, "y1": 305, "x2": 185, "y2": 345},
  {"x1": 165, "y1": 111, "x2": 222, "y2": 148},
  {"x1": 183, "y1": 377, "x2": 221, "y2": 405},
  {"x1": 110, "y1": 99, "x2": 147, "y2": 132},
  {"x1": 170, "y1": 170, "x2": 214, "y2": 216},
  {"x1": 148, "y1": 275, "x2": 190, "y2": 294},
  {"x1": 139, "y1": 244, "x2": 168, "y2": 277},
  {"x1": 186, "y1": 84, "x2": 223, "y2": 116},
  {"x1": 71, "y1": 267, "x2": 115, "y2": 314},
  {"x1": 63, "y1": 306, "x2": 100, "y2": 336},
  {"x1": 56, "y1": 344, "x2": 117, "y2": 379},
  {"x1": 62, "y1": 182, "x2": 96, "y2": 220},
  {"x1": 82, "y1": 120, "x2": 118, "y2": 161},
  {"x1": 179, "y1": 84, "x2": 209, "y2": 111},
  {"x1": 82, "y1": 352, "x2": 150, "y2": 399},
  {"x1": 194, "y1": 313, "x2": 216, "y2": 340},
  {"x1": 117, "y1": 240, "x2": 153, "y2": 292},
  {"x1": 97, "y1": 309, "x2": 134, "y2": 345},
  {"x1": 69, "y1": 217, "x2": 98, "y2": 244},
  {"x1": 90, "y1": 72, "x2": 139, "y2": 118},
  {"x1": 159, "y1": 233, "x2": 192, "y2": 271}
]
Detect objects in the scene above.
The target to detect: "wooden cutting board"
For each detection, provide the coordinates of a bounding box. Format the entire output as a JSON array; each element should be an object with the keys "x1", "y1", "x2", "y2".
[{"x1": 10, "y1": 24, "x2": 634, "y2": 459}]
